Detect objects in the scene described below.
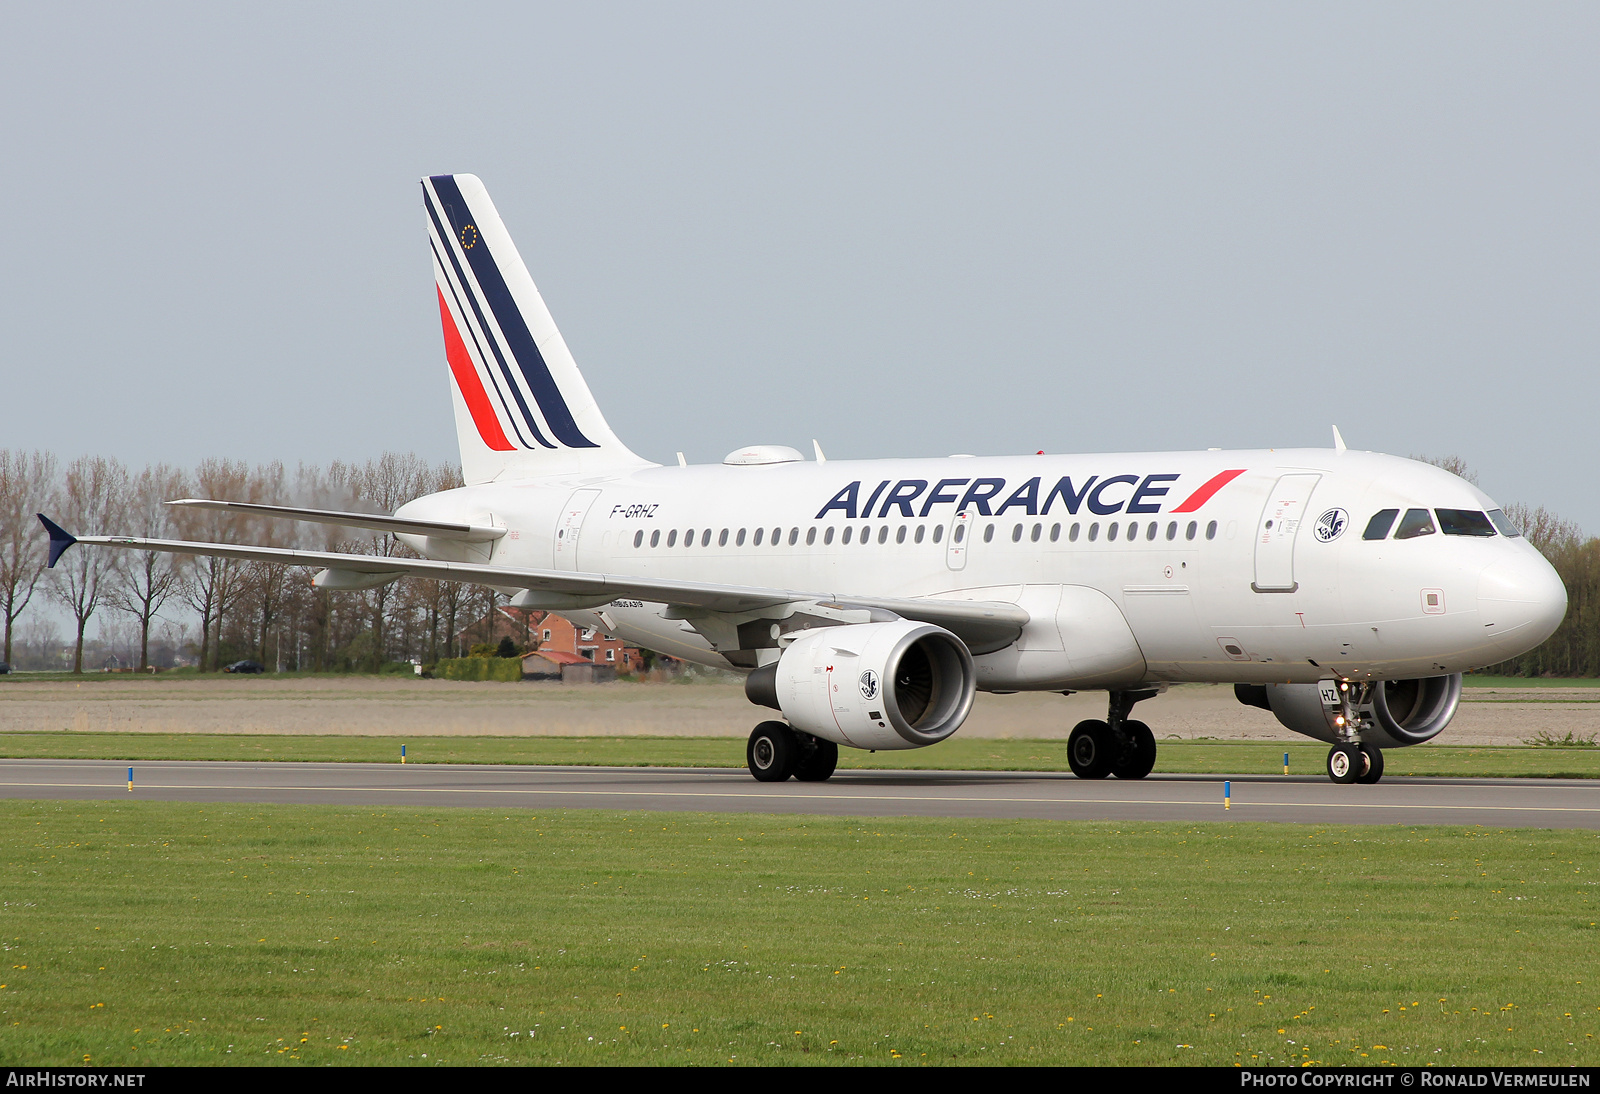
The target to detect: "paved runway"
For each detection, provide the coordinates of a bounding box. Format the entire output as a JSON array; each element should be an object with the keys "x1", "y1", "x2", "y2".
[{"x1": 1, "y1": 759, "x2": 1597, "y2": 828}]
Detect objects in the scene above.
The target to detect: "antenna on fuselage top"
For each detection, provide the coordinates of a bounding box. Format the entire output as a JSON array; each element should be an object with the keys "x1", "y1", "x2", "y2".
[
  {"x1": 1332, "y1": 425, "x2": 1347, "y2": 454},
  {"x1": 676, "y1": 452, "x2": 687, "y2": 467},
  {"x1": 813, "y1": 440, "x2": 827, "y2": 463}
]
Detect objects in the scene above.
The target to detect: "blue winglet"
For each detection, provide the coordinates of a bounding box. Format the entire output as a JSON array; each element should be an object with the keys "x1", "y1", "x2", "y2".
[{"x1": 37, "y1": 514, "x2": 76, "y2": 568}]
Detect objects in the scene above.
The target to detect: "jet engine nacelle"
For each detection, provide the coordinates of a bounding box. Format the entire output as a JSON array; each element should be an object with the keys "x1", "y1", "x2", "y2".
[
  {"x1": 746, "y1": 620, "x2": 976, "y2": 751},
  {"x1": 1236, "y1": 674, "x2": 1463, "y2": 748}
]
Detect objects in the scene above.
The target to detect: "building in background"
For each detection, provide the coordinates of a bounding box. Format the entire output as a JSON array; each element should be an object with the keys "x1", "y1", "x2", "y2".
[{"x1": 452, "y1": 606, "x2": 644, "y2": 673}]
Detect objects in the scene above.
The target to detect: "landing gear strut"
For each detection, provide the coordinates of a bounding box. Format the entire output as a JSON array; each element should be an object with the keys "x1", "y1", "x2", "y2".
[{"x1": 1067, "y1": 689, "x2": 1160, "y2": 780}]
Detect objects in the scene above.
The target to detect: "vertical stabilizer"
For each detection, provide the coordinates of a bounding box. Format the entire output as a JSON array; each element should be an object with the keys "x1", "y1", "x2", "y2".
[{"x1": 423, "y1": 174, "x2": 651, "y2": 484}]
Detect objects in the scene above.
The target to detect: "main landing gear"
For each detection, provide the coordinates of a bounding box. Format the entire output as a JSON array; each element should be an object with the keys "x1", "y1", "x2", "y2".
[
  {"x1": 1067, "y1": 689, "x2": 1159, "y2": 780},
  {"x1": 746, "y1": 721, "x2": 838, "y2": 783}
]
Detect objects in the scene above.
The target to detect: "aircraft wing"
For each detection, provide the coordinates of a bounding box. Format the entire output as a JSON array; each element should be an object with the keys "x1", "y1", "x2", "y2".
[{"x1": 39, "y1": 519, "x2": 1028, "y2": 653}]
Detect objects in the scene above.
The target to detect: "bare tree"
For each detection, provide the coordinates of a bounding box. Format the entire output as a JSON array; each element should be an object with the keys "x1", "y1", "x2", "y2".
[
  {"x1": 51, "y1": 456, "x2": 128, "y2": 673},
  {"x1": 0, "y1": 450, "x2": 59, "y2": 666},
  {"x1": 107, "y1": 464, "x2": 187, "y2": 670},
  {"x1": 1413, "y1": 453, "x2": 1480, "y2": 485},
  {"x1": 1503, "y1": 502, "x2": 1582, "y2": 557},
  {"x1": 348, "y1": 452, "x2": 432, "y2": 669},
  {"x1": 175, "y1": 459, "x2": 250, "y2": 671}
]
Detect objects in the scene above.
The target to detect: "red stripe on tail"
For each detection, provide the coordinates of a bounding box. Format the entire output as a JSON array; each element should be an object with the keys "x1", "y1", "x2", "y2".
[
  {"x1": 1170, "y1": 468, "x2": 1247, "y2": 513},
  {"x1": 437, "y1": 289, "x2": 515, "y2": 452}
]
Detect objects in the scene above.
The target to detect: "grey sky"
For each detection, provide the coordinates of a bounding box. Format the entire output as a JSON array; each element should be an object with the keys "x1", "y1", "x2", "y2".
[{"x1": 3, "y1": 3, "x2": 1596, "y2": 527}]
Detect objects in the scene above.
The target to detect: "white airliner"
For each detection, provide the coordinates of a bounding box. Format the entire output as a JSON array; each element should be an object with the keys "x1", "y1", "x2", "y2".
[{"x1": 41, "y1": 174, "x2": 1568, "y2": 785}]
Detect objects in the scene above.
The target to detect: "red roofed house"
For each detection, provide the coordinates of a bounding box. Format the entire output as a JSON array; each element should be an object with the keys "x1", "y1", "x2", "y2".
[{"x1": 453, "y1": 606, "x2": 644, "y2": 673}]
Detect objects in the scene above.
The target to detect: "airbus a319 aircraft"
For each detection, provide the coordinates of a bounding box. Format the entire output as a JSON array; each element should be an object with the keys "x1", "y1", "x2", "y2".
[{"x1": 42, "y1": 175, "x2": 1569, "y2": 785}]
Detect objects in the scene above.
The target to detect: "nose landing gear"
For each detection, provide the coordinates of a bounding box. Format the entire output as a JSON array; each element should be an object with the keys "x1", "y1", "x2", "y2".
[
  {"x1": 1067, "y1": 689, "x2": 1160, "y2": 780},
  {"x1": 1325, "y1": 681, "x2": 1385, "y2": 784}
]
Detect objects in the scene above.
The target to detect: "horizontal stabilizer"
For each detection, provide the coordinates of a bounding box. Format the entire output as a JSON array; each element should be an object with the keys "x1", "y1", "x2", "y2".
[{"x1": 166, "y1": 499, "x2": 505, "y2": 543}]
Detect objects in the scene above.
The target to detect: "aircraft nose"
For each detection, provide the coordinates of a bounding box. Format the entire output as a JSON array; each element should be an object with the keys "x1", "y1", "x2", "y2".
[{"x1": 1478, "y1": 548, "x2": 1568, "y2": 656}]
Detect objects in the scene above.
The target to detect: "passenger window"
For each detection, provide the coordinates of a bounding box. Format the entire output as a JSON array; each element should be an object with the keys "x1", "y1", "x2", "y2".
[
  {"x1": 718, "y1": 529, "x2": 729, "y2": 547},
  {"x1": 824, "y1": 526, "x2": 835, "y2": 545},
  {"x1": 914, "y1": 525, "x2": 925, "y2": 543},
  {"x1": 1031, "y1": 523, "x2": 1042, "y2": 542},
  {"x1": 952, "y1": 524, "x2": 964, "y2": 544},
  {"x1": 1069, "y1": 523, "x2": 1080, "y2": 542},
  {"x1": 1185, "y1": 521, "x2": 1197, "y2": 541},
  {"x1": 896, "y1": 525, "x2": 907, "y2": 544},
  {"x1": 933, "y1": 524, "x2": 944, "y2": 543},
  {"x1": 1088, "y1": 522, "x2": 1099, "y2": 542},
  {"x1": 1487, "y1": 509, "x2": 1522, "y2": 538},
  {"x1": 1166, "y1": 521, "x2": 1177, "y2": 541},
  {"x1": 667, "y1": 529, "x2": 677, "y2": 547},
  {"x1": 788, "y1": 528, "x2": 798, "y2": 545},
  {"x1": 650, "y1": 530, "x2": 660, "y2": 547},
  {"x1": 879, "y1": 526, "x2": 889, "y2": 544},
  {"x1": 1146, "y1": 522, "x2": 1157, "y2": 541},
  {"x1": 1437, "y1": 509, "x2": 1496, "y2": 537},
  {"x1": 842, "y1": 526, "x2": 853, "y2": 545},
  {"x1": 1108, "y1": 521, "x2": 1120, "y2": 541},
  {"x1": 1394, "y1": 508, "x2": 1436, "y2": 540},
  {"x1": 702, "y1": 529, "x2": 712, "y2": 547},
  {"x1": 1012, "y1": 523, "x2": 1023, "y2": 543},
  {"x1": 736, "y1": 528, "x2": 747, "y2": 546},
  {"x1": 1363, "y1": 509, "x2": 1399, "y2": 540},
  {"x1": 1205, "y1": 521, "x2": 1217, "y2": 540},
  {"x1": 753, "y1": 527, "x2": 764, "y2": 546},
  {"x1": 684, "y1": 528, "x2": 694, "y2": 546},
  {"x1": 983, "y1": 524, "x2": 995, "y2": 543},
  {"x1": 806, "y1": 527, "x2": 817, "y2": 545},
  {"x1": 633, "y1": 530, "x2": 643, "y2": 548},
  {"x1": 1050, "y1": 523, "x2": 1061, "y2": 542}
]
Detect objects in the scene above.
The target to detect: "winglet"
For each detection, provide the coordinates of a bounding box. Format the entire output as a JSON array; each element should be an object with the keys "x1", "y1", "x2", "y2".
[
  {"x1": 1332, "y1": 425, "x2": 1347, "y2": 454},
  {"x1": 37, "y1": 514, "x2": 76, "y2": 568}
]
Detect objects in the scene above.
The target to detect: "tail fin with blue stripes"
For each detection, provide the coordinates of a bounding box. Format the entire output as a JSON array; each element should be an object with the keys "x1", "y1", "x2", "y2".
[{"x1": 423, "y1": 174, "x2": 649, "y2": 484}]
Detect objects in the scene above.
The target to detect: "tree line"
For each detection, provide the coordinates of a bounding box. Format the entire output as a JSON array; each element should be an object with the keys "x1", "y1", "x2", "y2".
[
  {"x1": 0, "y1": 449, "x2": 1594, "y2": 675},
  {"x1": 0, "y1": 450, "x2": 506, "y2": 673}
]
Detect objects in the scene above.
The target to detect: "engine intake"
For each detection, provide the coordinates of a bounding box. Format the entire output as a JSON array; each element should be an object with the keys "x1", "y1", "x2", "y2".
[
  {"x1": 746, "y1": 620, "x2": 976, "y2": 750},
  {"x1": 1236, "y1": 674, "x2": 1463, "y2": 748}
]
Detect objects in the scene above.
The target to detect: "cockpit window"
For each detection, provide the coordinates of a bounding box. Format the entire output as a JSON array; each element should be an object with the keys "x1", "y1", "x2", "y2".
[
  {"x1": 1394, "y1": 508, "x2": 1436, "y2": 540},
  {"x1": 1363, "y1": 509, "x2": 1399, "y2": 540},
  {"x1": 1437, "y1": 509, "x2": 1496, "y2": 537},
  {"x1": 1487, "y1": 509, "x2": 1522, "y2": 538}
]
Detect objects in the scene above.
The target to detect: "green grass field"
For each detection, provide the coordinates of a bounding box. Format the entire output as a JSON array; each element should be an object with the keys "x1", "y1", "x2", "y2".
[
  {"x1": 0, "y1": 801, "x2": 1594, "y2": 1066},
  {"x1": 1, "y1": 732, "x2": 1597, "y2": 779}
]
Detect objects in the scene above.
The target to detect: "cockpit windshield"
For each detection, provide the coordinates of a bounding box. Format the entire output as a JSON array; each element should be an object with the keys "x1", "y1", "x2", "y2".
[
  {"x1": 1365, "y1": 507, "x2": 1506, "y2": 540},
  {"x1": 1393, "y1": 508, "x2": 1437, "y2": 539},
  {"x1": 1487, "y1": 509, "x2": 1522, "y2": 538},
  {"x1": 1437, "y1": 509, "x2": 1496, "y2": 537}
]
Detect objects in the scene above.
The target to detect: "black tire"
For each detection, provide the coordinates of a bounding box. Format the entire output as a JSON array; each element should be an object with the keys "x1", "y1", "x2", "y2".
[
  {"x1": 1112, "y1": 720, "x2": 1157, "y2": 780},
  {"x1": 747, "y1": 721, "x2": 799, "y2": 782},
  {"x1": 794, "y1": 736, "x2": 839, "y2": 782},
  {"x1": 1356, "y1": 743, "x2": 1384, "y2": 784},
  {"x1": 1326, "y1": 743, "x2": 1360, "y2": 784},
  {"x1": 1068, "y1": 719, "x2": 1116, "y2": 779}
]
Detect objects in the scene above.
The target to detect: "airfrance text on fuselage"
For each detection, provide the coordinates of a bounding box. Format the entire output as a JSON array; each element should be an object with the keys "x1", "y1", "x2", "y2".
[{"x1": 816, "y1": 474, "x2": 1184, "y2": 521}]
